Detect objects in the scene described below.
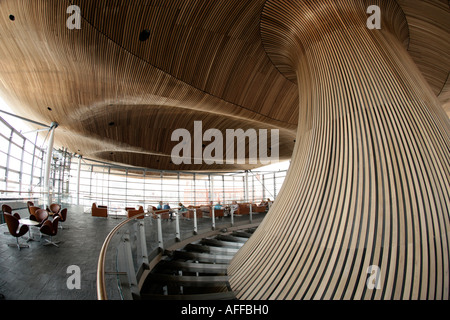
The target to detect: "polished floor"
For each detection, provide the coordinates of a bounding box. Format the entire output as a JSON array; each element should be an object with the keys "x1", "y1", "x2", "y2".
[
  {"x1": 0, "y1": 205, "x2": 260, "y2": 300},
  {"x1": 0, "y1": 205, "x2": 123, "y2": 300}
]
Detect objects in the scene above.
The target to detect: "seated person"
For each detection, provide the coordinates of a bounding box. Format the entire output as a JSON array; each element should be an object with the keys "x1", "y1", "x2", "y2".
[
  {"x1": 214, "y1": 201, "x2": 223, "y2": 210},
  {"x1": 178, "y1": 202, "x2": 187, "y2": 212},
  {"x1": 229, "y1": 200, "x2": 238, "y2": 215},
  {"x1": 156, "y1": 201, "x2": 163, "y2": 210},
  {"x1": 163, "y1": 203, "x2": 174, "y2": 219}
]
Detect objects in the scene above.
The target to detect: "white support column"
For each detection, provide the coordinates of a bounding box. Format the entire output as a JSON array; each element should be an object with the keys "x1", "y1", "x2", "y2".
[{"x1": 43, "y1": 122, "x2": 58, "y2": 208}]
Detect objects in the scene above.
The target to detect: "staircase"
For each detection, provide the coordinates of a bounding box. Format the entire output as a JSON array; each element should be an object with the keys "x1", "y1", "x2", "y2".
[{"x1": 140, "y1": 228, "x2": 256, "y2": 300}]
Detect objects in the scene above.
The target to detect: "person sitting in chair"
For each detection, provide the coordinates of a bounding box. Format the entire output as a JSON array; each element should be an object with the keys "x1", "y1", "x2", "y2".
[
  {"x1": 214, "y1": 201, "x2": 223, "y2": 210},
  {"x1": 178, "y1": 203, "x2": 187, "y2": 212},
  {"x1": 229, "y1": 200, "x2": 238, "y2": 216}
]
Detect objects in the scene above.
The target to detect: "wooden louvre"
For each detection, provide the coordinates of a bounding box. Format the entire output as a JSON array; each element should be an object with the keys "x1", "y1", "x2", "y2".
[{"x1": 0, "y1": 0, "x2": 449, "y2": 300}]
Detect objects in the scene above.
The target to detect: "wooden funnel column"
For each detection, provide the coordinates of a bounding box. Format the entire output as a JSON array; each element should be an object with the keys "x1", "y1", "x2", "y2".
[{"x1": 228, "y1": 0, "x2": 450, "y2": 299}]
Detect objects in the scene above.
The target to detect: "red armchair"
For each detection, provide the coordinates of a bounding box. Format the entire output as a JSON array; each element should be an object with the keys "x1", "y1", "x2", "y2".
[
  {"x1": 4, "y1": 213, "x2": 29, "y2": 250},
  {"x1": 92, "y1": 203, "x2": 108, "y2": 217},
  {"x1": 127, "y1": 206, "x2": 145, "y2": 219},
  {"x1": 40, "y1": 216, "x2": 61, "y2": 247}
]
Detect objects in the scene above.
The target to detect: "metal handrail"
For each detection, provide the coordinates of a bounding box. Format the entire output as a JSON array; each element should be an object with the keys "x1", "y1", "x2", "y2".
[
  {"x1": 96, "y1": 208, "x2": 192, "y2": 299},
  {"x1": 96, "y1": 206, "x2": 262, "y2": 300},
  {"x1": 96, "y1": 211, "x2": 147, "y2": 300}
]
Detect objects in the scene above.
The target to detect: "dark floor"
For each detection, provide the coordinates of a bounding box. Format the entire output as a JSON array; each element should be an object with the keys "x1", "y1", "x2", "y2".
[
  {"x1": 0, "y1": 205, "x2": 123, "y2": 300},
  {"x1": 0, "y1": 205, "x2": 261, "y2": 300}
]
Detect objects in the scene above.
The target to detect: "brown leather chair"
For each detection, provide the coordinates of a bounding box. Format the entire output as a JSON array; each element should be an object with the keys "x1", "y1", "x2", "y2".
[
  {"x1": 237, "y1": 203, "x2": 250, "y2": 215},
  {"x1": 56, "y1": 208, "x2": 68, "y2": 229},
  {"x1": 183, "y1": 209, "x2": 202, "y2": 219},
  {"x1": 40, "y1": 216, "x2": 61, "y2": 247},
  {"x1": 47, "y1": 203, "x2": 61, "y2": 216},
  {"x1": 92, "y1": 203, "x2": 108, "y2": 217},
  {"x1": 253, "y1": 204, "x2": 266, "y2": 213},
  {"x1": 2, "y1": 204, "x2": 12, "y2": 214},
  {"x1": 126, "y1": 206, "x2": 145, "y2": 219},
  {"x1": 28, "y1": 205, "x2": 40, "y2": 216},
  {"x1": 153, "y1": 209, "x2": 170, "y2": 220},
  {"x1": 213, "y1": 208, "x2": 225, "y2": 218},
  {"x1": 4, "y1": 213, "x2": 29, "y2": 250},
  {"x1": 30, "y1": 208, "x2": 49, "y2": 228}
]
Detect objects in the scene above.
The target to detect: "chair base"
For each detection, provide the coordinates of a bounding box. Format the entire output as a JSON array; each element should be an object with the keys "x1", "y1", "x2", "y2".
[
  {"x1": 43, "y1": 238, "x2": 60, "y2": 247},
  {"x1": 8, "y1": 242, "x2": 29, "y2": 250}
]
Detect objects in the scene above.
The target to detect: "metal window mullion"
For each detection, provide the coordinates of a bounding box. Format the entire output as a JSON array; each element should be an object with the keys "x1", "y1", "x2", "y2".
[
  {"x1": 29, "y1": 132, "x2": 38, "y2": 193},
  {"x1": 5, "y1": 130, "x2": 13, "y2": 191},
  {"x1": 19, "y1": 137, "x2": 26, "y2": 195}
]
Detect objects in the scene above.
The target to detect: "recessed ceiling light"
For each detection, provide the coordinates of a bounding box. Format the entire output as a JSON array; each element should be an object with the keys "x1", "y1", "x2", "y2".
[
  {"x1": 108, "y1": 122, "x2": 115, "y2": 126},
  {"x1": 9, "y1": 15, "x2": 15, "y2": 21},
  {"x1": 47, "y1": 107, "x2": 52, "y2": 111},
  {"x1": 139, "y1": 29, "x2": 151, "y2": 42}
]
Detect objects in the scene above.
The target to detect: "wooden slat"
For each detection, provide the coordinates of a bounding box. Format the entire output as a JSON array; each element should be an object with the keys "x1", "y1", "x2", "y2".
[
  {"x1": 0, "y1": 0, "x2": 297, "y2": 171},
  {"x1": 0, "y1": 0, "x2": 448, "y2": 301},
  {"x1": 0, "y1": 0, "x2": 447, "y2": 170},
  {"x1": 228, "y1": 0, "x2": 450, "y2": 300}
]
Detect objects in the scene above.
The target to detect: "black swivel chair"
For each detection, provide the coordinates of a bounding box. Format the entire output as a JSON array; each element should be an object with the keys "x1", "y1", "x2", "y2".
[
  {"x1": 40, "y1": 216, "x2": 61, "y2": 247},
  {"x1": 4, "y1": 213, "x2": 29, "y2": 250},
  {"x1": 56, "y1": 208, "x2": 68, "y2": 229}
]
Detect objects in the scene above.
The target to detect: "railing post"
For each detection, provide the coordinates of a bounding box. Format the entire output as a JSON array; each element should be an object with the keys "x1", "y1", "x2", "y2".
[
  {"x1": 156, "y1": 215, "x2": 164, "y2": 250},
  {"x1": 230, "y1": 208, "x2": 234, "y2": 227},
  {"x1": 249, "y1": 203, "x2": 253, "y2": 224},
  {"x1": 117, "y1": 231, "x2": 139, "y2": 299},
  {"x1": 193, "y1": 209, "x2": 198, "y2": 235},
  {"x1": 138, "y1": 220, "x2": 148, "y2": 265},
  {"x1": 211, "y1": 207, "x2": 215, "y2": 230},
  {"x1": 175, "y1": 210, "x2": 181, "y2": 242}
]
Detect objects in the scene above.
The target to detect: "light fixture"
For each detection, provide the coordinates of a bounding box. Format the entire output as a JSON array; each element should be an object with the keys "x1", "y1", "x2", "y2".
[{"x1": 139, "y1": 29, "x2": 151, "y2": 42}]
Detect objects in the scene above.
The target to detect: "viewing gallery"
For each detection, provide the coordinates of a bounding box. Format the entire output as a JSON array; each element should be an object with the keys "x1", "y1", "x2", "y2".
[{"x1": 0, "y1": 0, "x2": 449, "y2": 302}]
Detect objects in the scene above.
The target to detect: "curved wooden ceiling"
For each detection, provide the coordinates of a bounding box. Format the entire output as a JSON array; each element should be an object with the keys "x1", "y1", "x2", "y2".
[{"x1": 0, "y1": 0, "x2": 448, "y2": 170}]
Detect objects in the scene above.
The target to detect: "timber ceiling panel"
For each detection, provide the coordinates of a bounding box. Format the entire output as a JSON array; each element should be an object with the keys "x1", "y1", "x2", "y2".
[{"x1": 0, "y1": 0, "x2": 448, "y2": 170}]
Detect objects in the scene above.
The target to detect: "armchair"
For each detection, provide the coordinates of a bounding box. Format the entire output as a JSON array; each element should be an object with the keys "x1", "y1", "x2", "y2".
[
  {"x1": 57, "y1": 208, "x2": 68, "y2": 229},
  {"x1": 126, "y1": 206, "x2": 145, "y2": 219},
  {"x1": 40, "y1": 216, "x2": 61, "y2": 247},
  {"x1": 4, "y1": 213, "x2": 29, "y2": 250},
  {"x1": 92, "y1": 203, "x2": 108, "y2": 217},
  {"x1": 47, "y1": 203, "x2": 61, "y2": 216},
  {"x1": 30, "y1": 208, "x2": 49, "y2": 228}
]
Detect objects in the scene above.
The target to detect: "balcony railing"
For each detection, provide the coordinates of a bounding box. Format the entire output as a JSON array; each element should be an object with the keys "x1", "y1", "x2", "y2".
[{"x1": 96, "y1": 205, "x2": 268, "y2": 300}]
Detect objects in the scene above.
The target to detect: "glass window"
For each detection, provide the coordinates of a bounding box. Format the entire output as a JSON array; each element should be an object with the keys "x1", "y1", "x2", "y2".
[{"x1": 11, "y1": 132, "x2": 24, "y2": 147}]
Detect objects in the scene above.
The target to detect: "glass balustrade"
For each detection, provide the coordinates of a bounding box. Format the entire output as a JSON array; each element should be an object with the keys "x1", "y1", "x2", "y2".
[{"x1": 97, "y1": 206, "x2": 267, "y2": 300}]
